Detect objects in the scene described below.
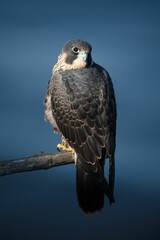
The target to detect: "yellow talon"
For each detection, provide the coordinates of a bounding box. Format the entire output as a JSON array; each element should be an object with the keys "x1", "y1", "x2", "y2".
[{"x1": 57, "y1": 144, "x2": 73, "y2": 152}]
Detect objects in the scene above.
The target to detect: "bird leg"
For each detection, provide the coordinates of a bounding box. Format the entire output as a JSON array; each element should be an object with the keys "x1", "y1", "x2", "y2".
[
  {"x1": 57, "y1": 135, "x2": 77, "y2": 165},
  {"x1": 57, "y1": 135, "x2": 73, "y2": 152}
]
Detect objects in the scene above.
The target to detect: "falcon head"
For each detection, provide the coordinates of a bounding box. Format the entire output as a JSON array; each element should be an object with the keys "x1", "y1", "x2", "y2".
[{"x1": 54, "y1": 40, "x2": 93, "y2": 71}]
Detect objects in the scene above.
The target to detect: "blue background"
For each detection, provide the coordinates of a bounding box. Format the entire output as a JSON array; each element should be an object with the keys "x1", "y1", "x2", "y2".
[{"x1": 0, "y1": 0, "x2": 160, "y2": 239}]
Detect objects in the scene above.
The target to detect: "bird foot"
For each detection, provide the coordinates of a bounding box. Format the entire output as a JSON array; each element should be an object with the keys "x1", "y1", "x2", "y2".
[{"x1": 57, "y1": 144, "x2": 73, "y2": 152}]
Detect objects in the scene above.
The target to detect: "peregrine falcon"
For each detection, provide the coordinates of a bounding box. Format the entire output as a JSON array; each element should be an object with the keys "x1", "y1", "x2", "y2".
[{"x1": 44, "y1": 39, "x2": 116, "y2": 214}]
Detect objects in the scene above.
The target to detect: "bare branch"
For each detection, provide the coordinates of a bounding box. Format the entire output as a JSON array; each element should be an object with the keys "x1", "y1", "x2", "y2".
[{"x1": 0, "y1": 151, "x2": 74, "y2": 177}]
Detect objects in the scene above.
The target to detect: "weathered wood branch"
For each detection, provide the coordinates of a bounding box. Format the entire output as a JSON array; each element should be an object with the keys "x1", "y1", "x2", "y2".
[{"x1": 0, "y1": 151, "x2": 74, "y2": 177}]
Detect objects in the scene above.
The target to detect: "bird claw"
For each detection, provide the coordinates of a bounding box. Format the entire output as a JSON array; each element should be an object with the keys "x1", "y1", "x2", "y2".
[{"x1": 57, "y1": 144, "x2": 73, "y2": 152}]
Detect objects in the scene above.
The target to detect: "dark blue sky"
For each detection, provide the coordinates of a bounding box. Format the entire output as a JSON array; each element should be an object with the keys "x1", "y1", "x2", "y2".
[{"x1": 0, "y1": 0, "x2": 160, "y2": 239}]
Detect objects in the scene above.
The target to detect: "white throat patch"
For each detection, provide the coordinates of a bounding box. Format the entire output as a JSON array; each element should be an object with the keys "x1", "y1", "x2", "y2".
[{"x1": 52, "y1": 53, "x2": 88, "y2": 73}]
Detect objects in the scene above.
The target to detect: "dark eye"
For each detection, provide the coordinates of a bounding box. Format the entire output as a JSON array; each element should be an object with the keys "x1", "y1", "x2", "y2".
[{"x1": 72, "y1": 47, "x2": 79, "y2": 54}]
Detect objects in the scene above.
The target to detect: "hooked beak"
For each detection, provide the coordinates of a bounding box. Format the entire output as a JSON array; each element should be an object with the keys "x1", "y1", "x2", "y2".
[{"x1": 78, "y1": 51, "x2": 88, "y2": 62}]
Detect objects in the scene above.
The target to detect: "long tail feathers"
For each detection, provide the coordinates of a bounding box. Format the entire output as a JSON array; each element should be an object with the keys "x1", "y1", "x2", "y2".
[
  {"x1": 76, "y1": 160, "x2": 104, "y2": 215},
  {"x1": 76, "y1": 157, "x2": 115, "y2": 215}
]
